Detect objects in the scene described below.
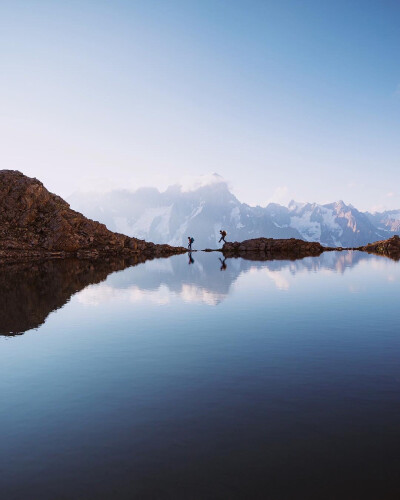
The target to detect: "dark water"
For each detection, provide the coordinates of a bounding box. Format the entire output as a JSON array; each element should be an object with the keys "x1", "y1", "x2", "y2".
[{"x1": 0, "y1": 251, "x2": 399, "y2": 499}]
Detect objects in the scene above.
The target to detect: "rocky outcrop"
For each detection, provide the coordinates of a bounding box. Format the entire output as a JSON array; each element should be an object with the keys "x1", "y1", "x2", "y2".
[
  {"x1": 359, "y1": 235, "x2": 400, "y2": 260},
  {"x1": 222, "y1": 237, "x2": 326, "y2": 260},
  {"x1": 0, "y1": 170, "x2": 186, "y2": 261}
]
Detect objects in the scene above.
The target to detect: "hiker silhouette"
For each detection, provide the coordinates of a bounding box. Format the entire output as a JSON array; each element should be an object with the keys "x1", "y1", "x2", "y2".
[{"x1": 219, "y1": 230, "x2": 227, "y2": 244}]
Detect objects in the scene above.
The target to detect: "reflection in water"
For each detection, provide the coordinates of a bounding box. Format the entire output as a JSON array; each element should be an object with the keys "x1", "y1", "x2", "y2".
[
  {"x1": 0, "y1": 250, "x2": 392, "y2": 337},
  {"x1": 84, "y1": 250, "x2": 391, "y2": 306},
  {"x1": 0, "y1": 256, "x2": 146, "y2": 336},
  {"x1": 1, "y1": 250, "x2": 400, "y2": 499}
]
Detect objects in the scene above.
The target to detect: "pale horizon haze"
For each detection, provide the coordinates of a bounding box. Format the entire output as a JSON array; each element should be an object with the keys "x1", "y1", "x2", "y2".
[{"x1": 1, "y1": 1, "x2": 399, "y2": 212}]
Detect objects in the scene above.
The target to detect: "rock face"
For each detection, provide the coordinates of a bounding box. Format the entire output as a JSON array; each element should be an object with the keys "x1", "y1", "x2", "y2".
[
  {"x1": 0, "y1": 170, "x2": 186, "y2": 261},
  {"x1": 360, "y1": 235, "x2": 400, "y2": 260},
  {"x1": 222, "y1": 237, "x2": 326, "y2": 260}
]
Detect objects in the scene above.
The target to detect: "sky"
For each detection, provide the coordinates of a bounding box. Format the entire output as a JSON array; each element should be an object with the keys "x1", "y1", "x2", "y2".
[{"x1": 1, "y1": 0, "x2": 399, "y2": 212}]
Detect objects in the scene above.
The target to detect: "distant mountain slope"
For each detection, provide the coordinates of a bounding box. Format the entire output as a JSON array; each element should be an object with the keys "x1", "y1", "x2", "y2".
[
  {"x1": 266, "y1": 200, "x2": 387, "y2": 247},
  {"x1": 69, "y1": 176, "x2": 398, "y2": 248},
  {"x1": 366, "y1": 210, "x2": 400, "y2": 233}
]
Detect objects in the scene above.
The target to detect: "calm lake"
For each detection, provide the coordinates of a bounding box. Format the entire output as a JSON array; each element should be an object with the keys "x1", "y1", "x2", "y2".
[{"x1": 1, "y1": 251, "x2": 399, "y2": 499}]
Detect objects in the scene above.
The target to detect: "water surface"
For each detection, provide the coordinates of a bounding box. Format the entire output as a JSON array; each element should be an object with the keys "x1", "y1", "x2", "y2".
[{"x1": 1, "y1": 251, "x2": 399, "y2": 499}]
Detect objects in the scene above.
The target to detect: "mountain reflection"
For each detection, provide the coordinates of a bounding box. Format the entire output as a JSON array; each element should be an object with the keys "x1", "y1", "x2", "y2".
[
  {"x1": 0, "y1": 251, "x2": 391, "y2": 337},
  {"x1": 101, "y1": 250, "x2": 384, "y2": 303}
]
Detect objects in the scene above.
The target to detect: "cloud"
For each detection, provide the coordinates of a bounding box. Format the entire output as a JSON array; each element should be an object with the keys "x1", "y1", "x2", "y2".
[
  {"x1": 179, "y1": 173, "x2": 228, "y2": 192},
  {"x1": 370, "y1": 204, "x2": 386, "y2": 214},
  {"x1": 79, "y1": 176, "x2": 120, "y2": 193},
  {"x1": 78, "y1": 281, "x2": 224, "y2": 307},
  {"x1": 78, "y1": 284, "x2": 171, "y2": 306},
  {"x1": 180, "y1": 284, "x2": 224, "y2": 305},
  {"x1": 369, "y1": 192, "x2": 398, "y2": 212},
  {"x1": 267, "y1": 185, "x2": 289, "y2": 205}
]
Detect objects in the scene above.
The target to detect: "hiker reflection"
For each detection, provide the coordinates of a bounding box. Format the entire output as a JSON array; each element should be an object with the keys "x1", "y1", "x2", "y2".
[
  {"x1": 188, "y1": 252, "x2": 195, "y2": 265},
  {"x1": 219, "y1": 257, "x2": 227, "y2": 271}
]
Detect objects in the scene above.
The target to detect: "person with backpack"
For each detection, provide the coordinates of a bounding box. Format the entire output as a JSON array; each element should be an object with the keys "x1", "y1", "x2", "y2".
[
  {"x1": 219, "y1": 230, "x2": 227, "y2": 244},
  {"x1": 188, "y1": 236, "x2": 194, "y2": 250}
]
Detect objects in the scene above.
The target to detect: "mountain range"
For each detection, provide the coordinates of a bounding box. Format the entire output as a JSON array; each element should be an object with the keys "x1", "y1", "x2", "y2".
[{"x1": 69, "y1": 175, "x2": 400, "y2": 248}]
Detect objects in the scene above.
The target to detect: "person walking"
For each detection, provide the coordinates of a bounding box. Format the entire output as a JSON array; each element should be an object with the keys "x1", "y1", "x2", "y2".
[
  {"x1": 219, "y1": 230, "x2": 227, "y2": 244},
  {"x1": 188, "y1": 236, "x2": 194, "y2": 250}
]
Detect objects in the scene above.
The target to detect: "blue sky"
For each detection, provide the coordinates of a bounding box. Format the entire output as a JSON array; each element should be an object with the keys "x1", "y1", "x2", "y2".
[{"x1": 1, "y1": 0, "x2": 399, "y2": 211}]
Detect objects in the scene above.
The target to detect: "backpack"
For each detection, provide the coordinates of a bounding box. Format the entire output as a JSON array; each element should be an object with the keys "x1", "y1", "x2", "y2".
[
  {"x1": 190, "y1": 237, "x2": 195, "y2": 244},
  {"x1": 221, "y1": 231, "x2": 227, "y2": 237}
]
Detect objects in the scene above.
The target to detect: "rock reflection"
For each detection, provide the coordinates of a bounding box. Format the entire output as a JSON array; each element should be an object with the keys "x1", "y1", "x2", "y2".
[{"x1": 0, "y1": 256, "x2": 148, "y2": 336}]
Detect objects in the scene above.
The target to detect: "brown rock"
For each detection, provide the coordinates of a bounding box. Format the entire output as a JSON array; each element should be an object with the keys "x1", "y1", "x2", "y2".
[
  {"x1": 0, "y1": 170, "x2": 186, "y2": 262},
  {"x1": 359, "y1": 235, "x2": 400, "y2": 260},
  {"x1": 222, "y1": 237, "x2": 325, "y2": 260}
]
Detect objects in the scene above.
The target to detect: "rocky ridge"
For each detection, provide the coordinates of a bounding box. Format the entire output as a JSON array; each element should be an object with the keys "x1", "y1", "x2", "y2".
[
  {"x1": 221, "y1": 235, "x2": 400, "y2": 262},
  {"x1": 222, "y1": 238, "x2": 326, "y2": 260},
  {"x1": 0, "y1": 170, "x2": 186, "y2": 262},
  {"x1": 359, "y1": 235, "x2": 400, "y2": 260}
]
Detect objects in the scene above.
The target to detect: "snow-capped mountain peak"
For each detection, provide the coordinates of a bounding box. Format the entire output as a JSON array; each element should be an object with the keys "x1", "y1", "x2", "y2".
[{"x1": 69, "y1": 184, "x2": 399, "y2": 248}]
